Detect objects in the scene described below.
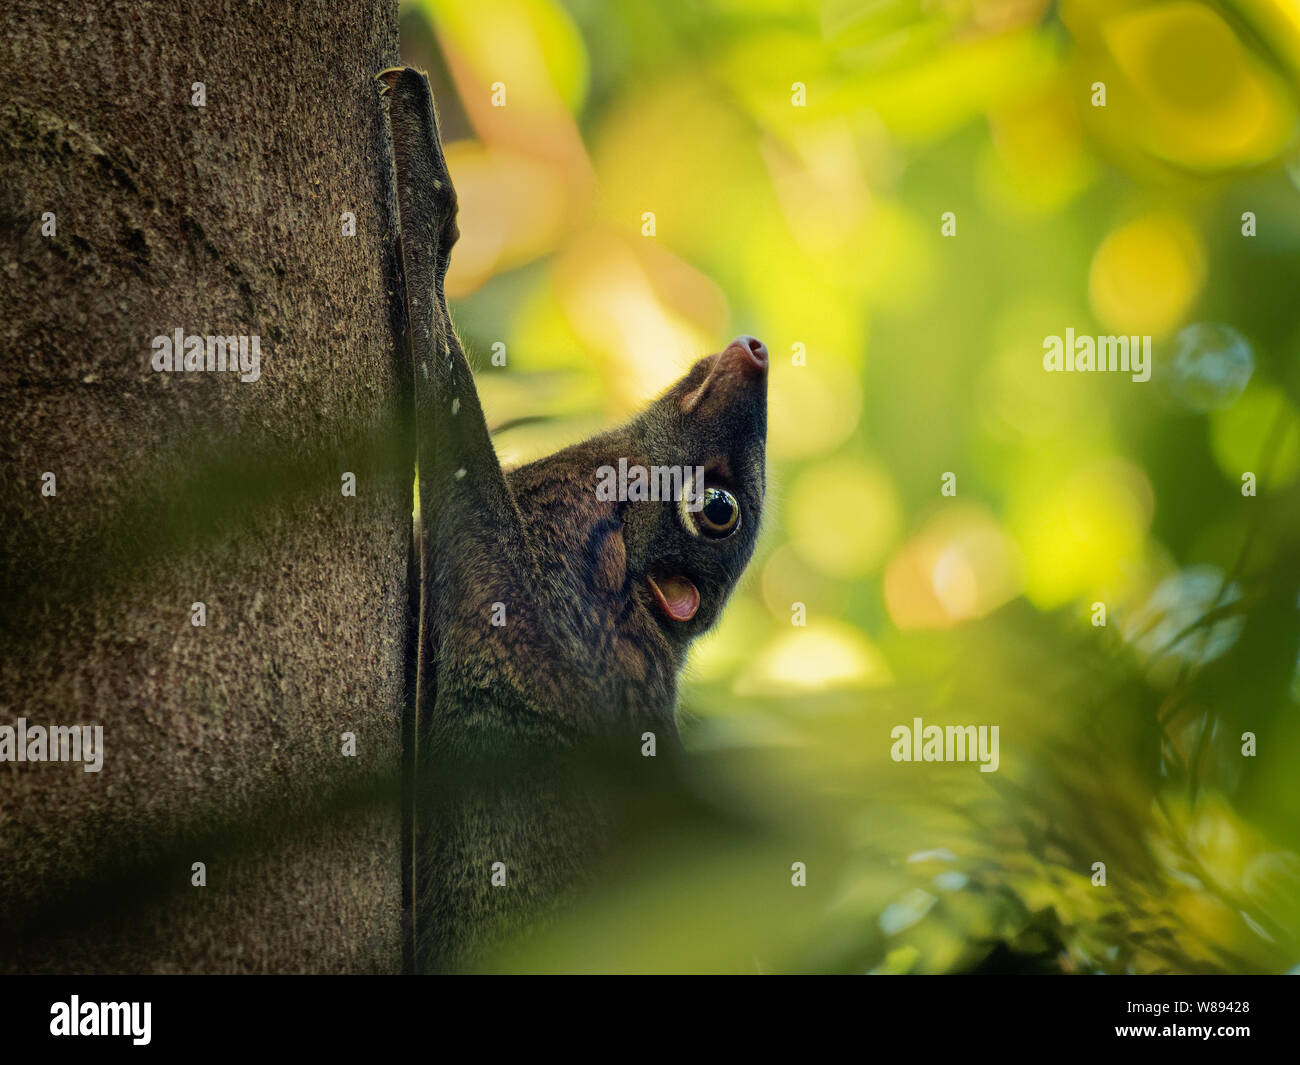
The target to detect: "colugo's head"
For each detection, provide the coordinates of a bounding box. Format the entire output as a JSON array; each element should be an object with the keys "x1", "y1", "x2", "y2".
[
  {"x1": 507, "y1": 334, "x2": 768, "y2": 657},
  {"x1": 612, "y1": 334, "x2": 768, "y2": 644}
]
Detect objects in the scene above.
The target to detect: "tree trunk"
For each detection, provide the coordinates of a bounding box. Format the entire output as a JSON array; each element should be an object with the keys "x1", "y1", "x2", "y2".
[{"x1": 0, "y1": 0, "x2": 411, "y2": 972}]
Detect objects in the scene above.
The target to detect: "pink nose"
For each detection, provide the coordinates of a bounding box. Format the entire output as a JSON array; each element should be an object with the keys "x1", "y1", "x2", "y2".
[{"x1": 722, "y1": 335, "x2": 768, "y2": 376}]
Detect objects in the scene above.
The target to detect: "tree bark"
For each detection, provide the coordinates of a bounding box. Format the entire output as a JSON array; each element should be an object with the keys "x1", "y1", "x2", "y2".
[{"x1": 0, "y1": 0, "x2": 411, "y2": 972}]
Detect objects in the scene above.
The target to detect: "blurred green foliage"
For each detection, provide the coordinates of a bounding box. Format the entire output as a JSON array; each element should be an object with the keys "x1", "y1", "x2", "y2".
[{"x1": 401, "y1": 0, "x2": 1300, "y2": 972}]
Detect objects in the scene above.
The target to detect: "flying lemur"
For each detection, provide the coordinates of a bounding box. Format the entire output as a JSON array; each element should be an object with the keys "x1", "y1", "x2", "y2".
[{"x1": 379, "y1": 67, "x2": 767, "y2": 971}]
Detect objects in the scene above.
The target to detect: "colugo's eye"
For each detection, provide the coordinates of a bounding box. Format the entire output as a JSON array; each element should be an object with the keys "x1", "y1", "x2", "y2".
[{"x1": 697, "y1": 487, "x2": 740, "y2": 538}]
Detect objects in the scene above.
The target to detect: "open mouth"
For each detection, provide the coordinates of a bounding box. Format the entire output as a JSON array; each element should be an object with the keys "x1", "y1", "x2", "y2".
[{"x1": 646, "y1": 575, "x2": 700, "y2": 622}]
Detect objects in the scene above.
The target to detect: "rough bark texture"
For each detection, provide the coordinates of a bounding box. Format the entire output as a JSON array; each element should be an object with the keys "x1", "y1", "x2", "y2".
[{"x1": 0, "y1": 0, "x2": 409, "y2": 972}]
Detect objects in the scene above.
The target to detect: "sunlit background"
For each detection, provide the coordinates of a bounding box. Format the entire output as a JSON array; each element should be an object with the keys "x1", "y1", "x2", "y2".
[{"x1": 401, "y1": 0, "x2": 1300, "y2": 972}]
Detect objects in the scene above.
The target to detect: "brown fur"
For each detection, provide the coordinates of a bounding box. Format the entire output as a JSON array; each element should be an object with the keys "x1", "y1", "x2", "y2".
[{"x1": 380, "y1": 67, "x2": 767, "y2": 970}]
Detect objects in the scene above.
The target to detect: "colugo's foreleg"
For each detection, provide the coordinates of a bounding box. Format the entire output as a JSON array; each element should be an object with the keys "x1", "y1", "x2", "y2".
[
  {"x1": 379, "y1": 64, "x2": 537, "y2": 693},
  {"x1": 377, "y1": 67, "x2": 519, "y2": 539}
]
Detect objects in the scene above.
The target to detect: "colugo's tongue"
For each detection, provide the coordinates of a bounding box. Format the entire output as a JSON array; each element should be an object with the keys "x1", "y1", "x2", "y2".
[{"x1": 648, "y1": 575, "x2": 699, "y2": 621}]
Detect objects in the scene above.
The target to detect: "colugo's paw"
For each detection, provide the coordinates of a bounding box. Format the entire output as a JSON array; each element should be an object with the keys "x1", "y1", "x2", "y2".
[{"x1": 377, "y1": 66, "x2": 459, "y2": 247}]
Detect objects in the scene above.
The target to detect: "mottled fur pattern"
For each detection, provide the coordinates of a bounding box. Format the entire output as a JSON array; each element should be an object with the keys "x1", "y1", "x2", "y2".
[{"x1": 380, "y1": 67, "x2": 767, "y2": 971}]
